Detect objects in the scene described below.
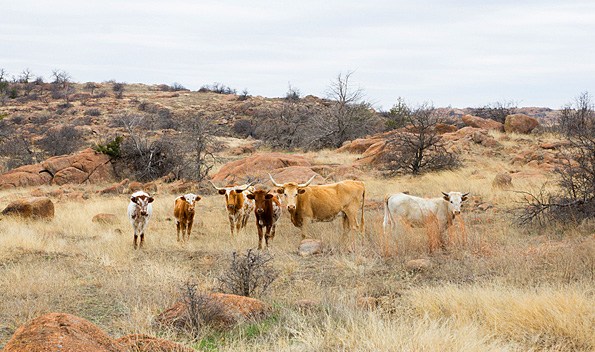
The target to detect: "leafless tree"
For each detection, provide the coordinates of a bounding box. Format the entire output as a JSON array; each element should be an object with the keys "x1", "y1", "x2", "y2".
[
  {"x1": 36, "y1": 125, "x2": 83, "y2": 156},
  {"x1": 380, "y1": 103, "x2": 459, "y2": 175},
  {"x1": 469, "y1": 100, "x2": 517, "y2": 124},
  {"x1": 216, "y1": 248, "x2": 278, "y2": 298},
  {"x1": 184, "y1": 113, "x2": 217, "y2": 182}
]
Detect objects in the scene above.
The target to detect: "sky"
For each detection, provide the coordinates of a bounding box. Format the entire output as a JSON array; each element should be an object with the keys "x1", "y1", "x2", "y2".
[{"x1": 1, "y1": 0, "x2": 594, "y2": 110}]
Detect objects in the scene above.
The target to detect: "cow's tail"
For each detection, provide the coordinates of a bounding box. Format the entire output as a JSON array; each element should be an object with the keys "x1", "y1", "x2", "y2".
[
  {"x1": 360, "y1": 186, "x2": 366, "y2": 235},
  {"x1": 383, "y1": 193, "x2": 395, "y2": 234}
]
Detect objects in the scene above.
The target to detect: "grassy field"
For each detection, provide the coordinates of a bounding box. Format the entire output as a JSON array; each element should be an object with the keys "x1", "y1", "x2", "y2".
[{"x1": 2, "y1": 146, "x2": 595, "y2": 351}]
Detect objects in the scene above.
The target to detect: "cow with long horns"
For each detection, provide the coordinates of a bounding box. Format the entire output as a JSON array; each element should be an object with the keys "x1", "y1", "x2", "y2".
[
  {"x1": 382, "y1": 191, "x2": 469, "y2": 246},
  {"x1": 210, "y1": 181, "x2": 255, "y2": 236},
  {"x1": 268, "y1": 173, "x2": 366, "y2": 243}
]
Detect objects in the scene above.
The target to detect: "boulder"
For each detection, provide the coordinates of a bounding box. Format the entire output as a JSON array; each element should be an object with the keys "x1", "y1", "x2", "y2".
[
  {"x1": 504, "y1": 114, "x2": 539, "y2": 134},
  {"x1": 116, "y1": 333, "x2": 194, "y2": 352},
  {"x1": 462, "y1": 115, "x2": 504, "y2": 131},
  {"x1": 434, "y1": 123, "x2": 458, "y2": 134},
  {"x1": 127, "y1": 182, "x2": 143, "y2": 193},
  {"x1": 210, "y1": 152, "x2": 312, "y2": 184},
  {"x1": 471, "y1": 130, "x2": 500, "y2": 148},
  {"x1": 100, "y1": 179, "x2": 129, "y2": 196},
  {"x1": 143, "y1": 182, "x2": 158, "y2": 194},
  {"x1": 269, "y1": 166, "x2": 325, "y2": 185},
  {"x1": 1, "y1": 197, "x2": 54, "y2": 220},
  {"x1": 298, "y1": 239, "x2": 323, "y2": 257},
  {"x1": 154, "y1": 293, "x2": 273, "y2": 330},
  {"x1": 0, "y1": 149, "x2": 116, "y2": 189},
  {"x1": 338, "y1": 138, "x2": 383, "y2": 153},
  {"x1": 492, "y1": 173, "x2": 513, "y2": 188},
  {"x1": 92, "y1": 213, "x2": 118, "y2": 224},
  {"x1": 2, "y1": 313, "x2": 124, "y2": 352}
]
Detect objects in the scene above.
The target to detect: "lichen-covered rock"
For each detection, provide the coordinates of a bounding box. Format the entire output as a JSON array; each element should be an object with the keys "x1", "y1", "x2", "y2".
[
  {"x1": 462, "y1": 115, "x2": 504, "y2": 131},
  {"x1": 298, "y1": 239, "x2": 323, "y2": 257},
  {"x1": 504, "y1": 114, "x2": 539, "y2": 134},
  {"x1": 1, "y1": 197, "x2": 54, "y2": 220},
  {"x1": 2, "y1": 313, "x2": 124, "y2": 352}
]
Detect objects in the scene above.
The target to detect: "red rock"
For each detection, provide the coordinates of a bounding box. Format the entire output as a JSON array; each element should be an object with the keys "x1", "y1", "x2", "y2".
[
  {"x1": 298, "y1": 239, "x2": 323, "y2": 256},
  {"x1": 127, "y1": 182, "x2": 143, "y2": 193},
  {"x1": 338, "y1": 138, "x2": 383, "y2": 153},
  {"x1": 116, "y1": 333, "x2": 194, "y2": 352},
  {"x1": 462, "y1": 115, "x2": 504, "y2": 131},
  {"x1": 504, "y1": 114, "x2": 539, "y2": 134},
  {"x1": 434, "y1": 123, "x2": 458, "y2": 134},
  {"x1": 2, "y1": 313, "x2": 124, "y2": 352},
  {"x1": 154, "y1": 293, "x2": 273, "y2": 330},
  {"x1": 1, "y1": 197, "x2": 54, "y2": 220},
  {"x1": 143, "y1": 182, "x2": 157, "y2": 194}
]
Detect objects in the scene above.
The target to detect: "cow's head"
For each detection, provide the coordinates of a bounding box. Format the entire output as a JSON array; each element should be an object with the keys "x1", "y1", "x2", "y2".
[
  {"x1": 442, "y1": 191, "x2": 469, "y2": 216},
  {"x1": 131, "y1": 192, "x2": 154, "y2": 216},
  {"x1": 269, "y1": 173, "x2": 316, "y2": 212},
  {"x1": 181, "y1": 193, "x2": 201, "y2": 213},
  {"x1": 246, "y1": 189, "x2": 274, "y2": 214},
  {"x1": 210, "y1": 181, "x2": 253, "y2": 213}
]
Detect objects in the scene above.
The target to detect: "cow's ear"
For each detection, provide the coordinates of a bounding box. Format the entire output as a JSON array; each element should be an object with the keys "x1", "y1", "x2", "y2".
[
  {"x1": 148, "y1": 196, "x2": 154, "y2": 203},
  {"x1": 298, "y1": 188, "x2": 306, "y2": 194},
  {"x1": 246, "y1": 193, "x2": 255, "y2": 200},
  {"x1": 130, "y1": 196, "x2": 138, "y2": 204},
  {"x1": 462, "y1": 196, "x2": 468, "y2": 201},
  {"x1": 196, "y1": 195, "x2": 201, "y2": 202},
  {"x1": 276, "y1": 187, "x2": 284, "y2": 194},
  {"x1": 443, "y1": 195, "x2": 449, "y2": 201},
  {"x1": 217, "y1": 189, "x2": 227, "y2": 195},
  {"x1": 265, "y1": 193, "x2": 274, "y2": 199}
]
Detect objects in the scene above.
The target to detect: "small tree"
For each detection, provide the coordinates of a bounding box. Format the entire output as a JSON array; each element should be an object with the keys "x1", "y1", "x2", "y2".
[
  {"x1": 385, "y1": 97, "x2": 410, "y2": 130},
  {"x1": 381, "y1": 103, "x2": 459, "y2": 175},
  {"x1": 469, "y1": 100, "x2": 517, "y2": 124},
  {"x1": 36, "y1": 125, "x2": 83, "y2": 156},
  {"x1": 217, "y1": 248, "x2": 278, "y2": 298},
  {"x1": 185, "y1": 114, "x2": 217, "y2": 182}
]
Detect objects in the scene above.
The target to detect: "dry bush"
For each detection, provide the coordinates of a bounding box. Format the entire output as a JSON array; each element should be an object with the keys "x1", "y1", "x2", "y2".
[
  {"x1": 216, "y1": 249, "x2": 278, "y2": 298},
  {"x1": 180, "y1": 279, "x2": 225, "y2": 335}
]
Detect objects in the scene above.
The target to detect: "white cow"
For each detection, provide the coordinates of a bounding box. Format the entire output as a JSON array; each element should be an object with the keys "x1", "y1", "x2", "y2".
[
  {"x1": 383, "y1": 191, "x2": 468, "y2": 245},
  {"x1": 127, "y1": 191, "x2": 154, "y2": 249}
]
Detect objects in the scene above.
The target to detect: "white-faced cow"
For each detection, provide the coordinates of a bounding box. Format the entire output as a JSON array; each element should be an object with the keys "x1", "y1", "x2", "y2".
[
  {"x1": 383, "y1": 191, "x2": 469, "y2": 246},
  {"x1": 174, "y1": 193, "x2": 201, "y2": 242},
  {"x1": 210, "y1": 181, "x2": 255, "y2": 236},
  {"x1": 246, "y1": 189, "x2": 282, "y2": 250},
  {"x1": 268, "y1": 173, "x2": 365, "y2": 243},
  {"x1": 127, "y1": 191, "x2": 154, "y2": 249}
]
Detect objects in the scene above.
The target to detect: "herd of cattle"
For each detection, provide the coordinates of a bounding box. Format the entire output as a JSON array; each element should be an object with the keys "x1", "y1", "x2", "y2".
[{"x1": 126, "y1": 173, "x2": 469, "y2": 250}]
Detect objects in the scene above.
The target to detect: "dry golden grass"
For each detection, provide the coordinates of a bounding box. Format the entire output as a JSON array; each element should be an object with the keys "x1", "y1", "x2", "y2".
[{"x1": 2, "y1": 153, "x2": 595, "y2": 351}]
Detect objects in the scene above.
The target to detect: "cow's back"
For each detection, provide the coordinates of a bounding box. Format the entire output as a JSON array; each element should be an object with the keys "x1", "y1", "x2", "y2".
[
  {"x1": 387, "y1": 193, "x2": 448, "y2": 226},
  {"x1": 303, "y1": 180, "x2": 365, "y2": 220}
]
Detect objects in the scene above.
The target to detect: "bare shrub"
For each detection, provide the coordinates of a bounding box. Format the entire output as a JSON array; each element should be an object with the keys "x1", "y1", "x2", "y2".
[
  {"x1": 216, "y1": 248, "x2": 278, "y2": 298},
  {"x1": 380, "y1": 103, "x2": 459, "y2": 175},
  {"x1": 232, "y1": 118, "x2": 254, "y2": 137},
  {"x1": 180, "y1": 279, "x2": 226, "y2": 335},
  {"x1": 518, "y1": 92, "x2": 595, "y2": 225},
  {"x1": 171, "y1": 82, "x2": 188, "y2": 91},
  {"x1": 238, "y1": 89, "x2": 250, "y2": 101},
  {"x1": 36, "y1": 125, "x2": 83, "y2": 156},
  {"x1": 184, "y1": 114, "x2": 217, "y2": 182},
  {"x1": 199, "y1": 83, "x2": 237, "y2": 95},
  {"x1": 0, "y1": 134, "x2": 43, "y2": 170},
  {"x1": 112, "y1": 82, "x2": 125, "y2": 99},
  {"x1": 469, "y1": 100, "x2": 517, "y2": 124}
]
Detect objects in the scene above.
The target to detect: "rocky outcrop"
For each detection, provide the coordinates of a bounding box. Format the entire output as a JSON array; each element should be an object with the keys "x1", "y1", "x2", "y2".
[
  {"x1": 504, "y1": 114, "x2": 539, "y2": 134},
  {"x1": 0, "y1": 148, "x2": 115, "y2": 188},
  {"x1": 154, "y1": 293, "x2": 273, "y2": 330},
  {"x1": 462, "y1": 115, "x2": 504, "y2": 131},
  {"x1": 1, "y1": 197, "x2": 54, "y2": 220},
  {"x1": 298, "y1": 239, "x2": 323, "y2": 257},
  {"x1": 2, "y1": 313, "x2": 124, "y2": 352},
  {"x1": 210, "y1": 152, "x2": 312, "y2": 184}
]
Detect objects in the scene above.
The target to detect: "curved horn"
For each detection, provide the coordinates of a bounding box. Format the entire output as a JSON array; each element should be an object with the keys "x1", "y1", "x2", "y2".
[
  {"x1": 209, "y1": 180, "x2": 223, "y2": 191},
  {"x1": 298, "y1": 175, "x2": 317, "y2": 188},
  {"x1": 235, "y1": 183, "x2": 252, "y2": 193},
  {"x1": 462, "y1": 192, "x2": 470, "y2": 197},
  {"x1": 268, "y1": 172, "x2": 283, "y2": 187},
  {"x1": 441, "y1": 192, "x2": 449, "y2": 197}
]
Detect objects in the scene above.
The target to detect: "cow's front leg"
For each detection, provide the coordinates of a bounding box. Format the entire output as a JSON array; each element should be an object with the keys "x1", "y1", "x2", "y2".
[
  {"x1": 264, "y1": 225, "x2": 273, "y2": 249},
  {"x1": 300, "y1": 219, "x2": 311, "y2": 239},
  {"x1": 257, "y1": 224, "x2": 264, "y2": 250},
  {"x1": 186, "y1": 219, "x2": 194, "y2": 241},
  {"x1": 176, "y1": 221, "x2": 181, "y2": 242},
  {"x1": 133, "y1": 233, "x2": 138, "y2": 249},
  {"x1": 140, "y1": 232, "x2": 145, "y2": 249},
  {"x1": 179, "y1": 222, "x2": 187, "y2": 242},
  {"x1": 228, "y1": 216, "x2": 235, "y2": 236}
]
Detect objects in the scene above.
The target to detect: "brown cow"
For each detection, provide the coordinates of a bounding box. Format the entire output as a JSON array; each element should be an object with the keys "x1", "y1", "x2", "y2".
[
  {"x1": 268, "y1": 173, "x2": 365, "y2": 244},
  {"x1": 246, "y1": 189, "x2": 282, "y2": 250},
  {"x1": 210, "y1": 181, "x2": 255, "y2": 236},
  {"x1": 174, "y1": 193, "x2": 201, "y2": 242}
]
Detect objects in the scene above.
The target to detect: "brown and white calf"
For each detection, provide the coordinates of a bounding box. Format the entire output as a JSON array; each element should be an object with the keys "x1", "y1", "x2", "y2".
[
  {"x1": 210, "y1": 181, "x2": 255, "y2": 236},
  {"x1": 174, "y1": 193, "x2": 201, "y2": 242},
  {"x1": 246, "y1": 190, "x2": 282, "y2": 250},
  {"x1": 127, "y1": 191, "x2": 154, "y2": 249}
]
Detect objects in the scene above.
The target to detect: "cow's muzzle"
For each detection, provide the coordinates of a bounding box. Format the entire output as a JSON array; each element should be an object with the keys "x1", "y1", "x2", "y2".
[
  {"x1": 287, "y1": 205, "x2": 296, "y2": 211},
  {"x1": 453, "y1": 210, "x2": 461, "y2": 215},
  {"x1": 257, "y1": 209, "x2": 264, "y2": 214},
  {"x1": 227, "y1": 204, "x2": 235, "y2": 210},
  {"x1": 140, "y1": 211, "x2": 148, "y2": 216}
]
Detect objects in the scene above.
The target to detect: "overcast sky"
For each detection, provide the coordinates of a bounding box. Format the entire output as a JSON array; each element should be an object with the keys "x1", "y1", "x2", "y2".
[{"x1": 2, "y1": 0, "x2": 594, "y2": 110}]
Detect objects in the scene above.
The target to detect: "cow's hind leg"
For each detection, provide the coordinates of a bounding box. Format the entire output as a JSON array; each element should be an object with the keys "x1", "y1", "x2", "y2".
[
  {"x1": 133, "y1": 234, "x2": 138, "y2": 249},
  {"x1": 140, "y1": 232, "x2": 145, "y2": 249},
  {"x1": 265, "y1": 225, "x2": 273, "y2": 249},
  {"x1": 176, "y1": 221, "x2": 181, "y2": 242},
  {"x1": 186, "y1": 220, "x2": 193, "y2": 241}
]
